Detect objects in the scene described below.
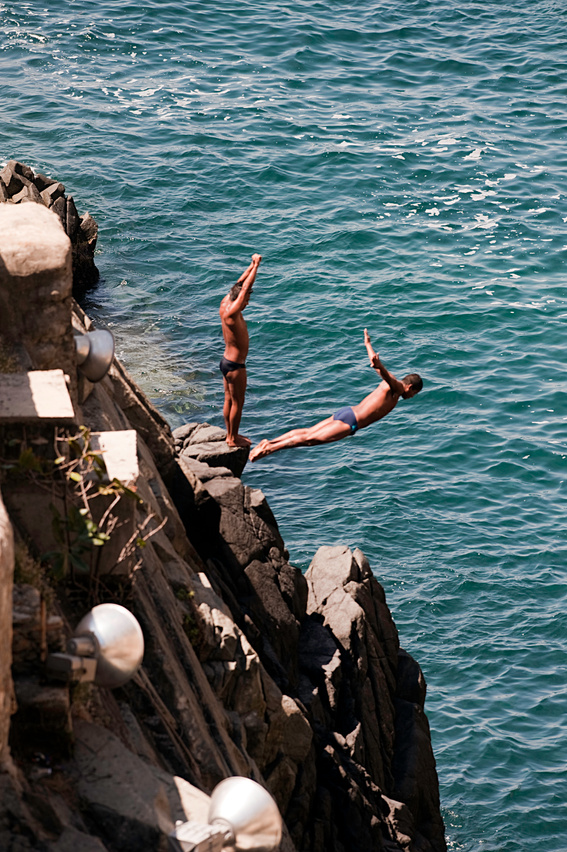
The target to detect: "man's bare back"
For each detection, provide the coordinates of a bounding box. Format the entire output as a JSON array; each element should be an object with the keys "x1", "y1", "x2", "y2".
[
  {"x1": 219, "y1": 254, "x2": 261, "y2": 447},
  {"x1": 352, "y1": 381, "x2": 402, "y2": 429},
  {"x1": 248, "y1": 329, "x2": 422, "y2": 461}
]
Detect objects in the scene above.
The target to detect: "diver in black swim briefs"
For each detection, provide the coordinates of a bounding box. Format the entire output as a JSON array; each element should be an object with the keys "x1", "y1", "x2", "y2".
[
  {"x1": 220, "y1": 356, "x2": 246, "y2": 378},
  {"x1": 249, "y1": 329, "x2": 422, "y2": 461},
  {"x1": 219, "y1": 254, "x2": 261, "y2": 447}
]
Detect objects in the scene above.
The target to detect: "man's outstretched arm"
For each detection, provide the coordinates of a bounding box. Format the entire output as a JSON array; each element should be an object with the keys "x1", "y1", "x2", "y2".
[
  {"x1": 363, "y1": 329, "x2": 405, "y2": 395},
  {"x1": 224, "y1": 254, "x2": 261, "y2": 316},
  {"x1": 235, "y1": 255, "x2": 257, "y2": 284}
]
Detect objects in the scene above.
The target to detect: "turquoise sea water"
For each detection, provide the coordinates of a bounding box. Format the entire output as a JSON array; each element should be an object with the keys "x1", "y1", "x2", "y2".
[{"x1": 2, "y1": 1, "x2": 566, "y2": 848}]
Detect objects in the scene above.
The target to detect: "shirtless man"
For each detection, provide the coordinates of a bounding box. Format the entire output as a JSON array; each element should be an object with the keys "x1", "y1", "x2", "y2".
[
  {"x1": 249, "y1": 329, "x2": 422, "y2": 461},
  {"x1": 219, "y1": 253, "x2": 261, "y2": 447}
]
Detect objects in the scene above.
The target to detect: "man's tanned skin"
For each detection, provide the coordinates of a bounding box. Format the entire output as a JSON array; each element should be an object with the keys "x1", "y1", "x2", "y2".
[
  {"x1": 249, "y1": 329, "x2": 422, "y2": 461},
  {"x1": 219, "y1": 253, "x2": 261, "y2": 447}
]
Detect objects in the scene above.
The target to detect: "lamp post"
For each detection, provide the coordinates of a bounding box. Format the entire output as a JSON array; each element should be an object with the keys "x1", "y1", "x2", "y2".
[
  {"x1": 47, "y1": 603, "x2": 144, "y2": 687},
  {"x1": 169, "y1": 776, "x2": 282, "y2": 852},
  {"x1": 74, "y1": 329, "x2": 115, "y2": 382}
]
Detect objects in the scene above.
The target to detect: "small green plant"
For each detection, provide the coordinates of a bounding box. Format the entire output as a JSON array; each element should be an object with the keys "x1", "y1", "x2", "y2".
[
  {"x1": 175, "y1": 587, "x2": 195, "y2": 602},
  {"x1": 39, "y1": 427, "x2": 142, "y2": 584},
  {"x1": 2, "y1": 426, "x2": 166, "y2": 600},
  {"x1": 182, "y1": 612, "x2": 200, "y2": 646},
  {"x1": 46, "y1": 503, "x2": 111, "y2": 579},
  {"x1": 1, "y1": 444, "x2": 49, "y2": 476}
]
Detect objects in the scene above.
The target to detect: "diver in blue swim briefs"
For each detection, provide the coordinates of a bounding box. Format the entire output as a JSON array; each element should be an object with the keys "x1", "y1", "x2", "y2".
[{"x1": 249, "y1": 329, "x2": 422, "y2": 461}]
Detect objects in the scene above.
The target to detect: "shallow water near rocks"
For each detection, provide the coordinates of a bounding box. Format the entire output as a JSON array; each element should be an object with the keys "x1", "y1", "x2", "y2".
[{"x1": 2, "y1": 1, "x2": 567, "y2": 849}]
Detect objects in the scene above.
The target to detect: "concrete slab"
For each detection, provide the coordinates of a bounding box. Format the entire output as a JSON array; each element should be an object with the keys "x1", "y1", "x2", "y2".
[
  {"x1": 0, "y1": 370, "x2": 75, "y2": 422},
  {"x1": 89, "y1": 430, "x2": 138, "y2": 486}
]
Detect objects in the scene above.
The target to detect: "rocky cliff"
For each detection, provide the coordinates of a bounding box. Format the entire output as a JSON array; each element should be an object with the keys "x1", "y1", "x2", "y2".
[{"x1": 0, "y1": 187, "x2": 445, "y2": 852}]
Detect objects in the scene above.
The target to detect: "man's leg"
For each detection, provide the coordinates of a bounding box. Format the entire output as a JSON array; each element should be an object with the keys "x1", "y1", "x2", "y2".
[
  {"x1": 249, "y1": 416, "x2": 351, "y2": 461},
  {"x1": 222, "y1": 377, "x2": 232, "y2": 435},
  {"x1": 225, "y1": 368, "x2": 250, "y2": 447}
]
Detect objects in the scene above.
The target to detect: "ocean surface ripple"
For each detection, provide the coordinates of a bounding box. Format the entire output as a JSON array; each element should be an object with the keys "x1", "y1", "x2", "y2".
[{"x1": 2, "y1": 1, "x2": 566, "y2": 849}]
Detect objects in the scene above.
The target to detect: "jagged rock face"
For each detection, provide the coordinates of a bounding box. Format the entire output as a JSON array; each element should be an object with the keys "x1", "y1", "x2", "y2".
[
  {"x1": 4, "y1": 398, "x2": 445, "y2": 849},
  {"x1": 302, "y1": 546, "x2": 445, "y2": 852},
  {"x1": 304, "y1": 545, "x2": 400, "y2": 790},
  {"x1": 169, "y1": 428, "x2": 446, "y2": 852},
  {"x1": 70, "y1": 721, "x2": 211, "y2": 850}
]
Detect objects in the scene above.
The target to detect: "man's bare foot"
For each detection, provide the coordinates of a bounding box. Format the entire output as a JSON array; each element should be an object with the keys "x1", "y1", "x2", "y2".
[
  {"x1": 227, "y1": 434, "x2": 251, "y2": 448},
  {"x1": 252, "y1": 253, "x2": 262, "y2": 264},
  {"x1": 249, "y1": 439, "x2": 271, "y2": 461}
]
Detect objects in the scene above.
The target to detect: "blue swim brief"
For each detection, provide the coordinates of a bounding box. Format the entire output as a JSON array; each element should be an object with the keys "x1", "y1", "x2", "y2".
[
  {"x1": 220, "y1": 356, "x2": 246, "y2": 377},
  {"x1": 333, "y1": 406, "x2": 358, "y2": 434}
]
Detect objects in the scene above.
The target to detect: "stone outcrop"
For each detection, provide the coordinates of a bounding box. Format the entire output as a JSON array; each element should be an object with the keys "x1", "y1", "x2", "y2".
[
  {"x1": 0, "y1": 200, "x2": 446, "y2": 851},
  {"x1": 172, "y1": 448, "x2": 445, "y2": 852},
  {"x1": 173, "y1": 423, "x2": 249, "y2": 478},
  {"x1": 0, "y1": 159, "x2": 99, "y2": 293}
]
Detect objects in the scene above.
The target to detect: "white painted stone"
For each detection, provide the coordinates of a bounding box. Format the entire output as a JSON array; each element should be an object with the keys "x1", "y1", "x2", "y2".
[
  {"x1": 90, "y1": 430, "x2": 138, "y2": 486},
  {"x1": 0, "y1": 370, "x2": 75, "y2": 422}
]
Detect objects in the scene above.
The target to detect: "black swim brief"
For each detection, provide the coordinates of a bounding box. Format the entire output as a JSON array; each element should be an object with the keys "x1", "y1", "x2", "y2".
[
  {"x1": 220, "y1": 356, "x2": 246, "y2": 377},
  {"x1": 333, "y1": 406, "x2": 358, "y2": 434}
]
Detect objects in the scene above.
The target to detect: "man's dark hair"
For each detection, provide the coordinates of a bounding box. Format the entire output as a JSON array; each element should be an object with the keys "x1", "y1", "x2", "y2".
[
  {"x1": 403, "y1": 373, "x2": 423, "y2": 393},
  {"x1": 229, "y1": 282, "x2": 243, "y2": 301}
]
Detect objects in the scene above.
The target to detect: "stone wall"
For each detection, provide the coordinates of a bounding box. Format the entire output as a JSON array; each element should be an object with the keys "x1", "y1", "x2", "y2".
[{"x1": 0, "y1": 202, "x2": 78, "y2": 409}]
